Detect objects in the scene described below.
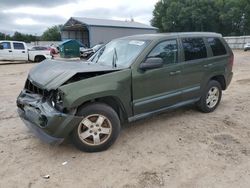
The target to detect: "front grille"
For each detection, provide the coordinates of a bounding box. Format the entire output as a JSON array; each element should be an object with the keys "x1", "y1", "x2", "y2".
[{"x1": 24, "y1": 79, "x2": 49, "y2": 96}]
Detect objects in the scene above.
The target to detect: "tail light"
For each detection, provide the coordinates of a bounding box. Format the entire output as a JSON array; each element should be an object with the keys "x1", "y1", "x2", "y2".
[{"x1": 229, "y1": 53, "x2": 234, "y2": 67}]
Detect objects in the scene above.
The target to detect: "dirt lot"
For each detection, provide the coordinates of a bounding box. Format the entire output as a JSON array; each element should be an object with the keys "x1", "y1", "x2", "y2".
[{"x1": 0, "y1": 51, "x2": 250, "y2": 188}]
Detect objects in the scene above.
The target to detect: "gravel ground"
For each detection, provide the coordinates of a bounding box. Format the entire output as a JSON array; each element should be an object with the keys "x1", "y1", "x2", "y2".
[{"x1": 0, "y1": 51, "x2": 250, "y2": 188}]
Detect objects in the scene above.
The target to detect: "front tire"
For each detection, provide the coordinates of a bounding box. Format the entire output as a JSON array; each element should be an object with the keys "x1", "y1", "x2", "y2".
[
  {"x1": 71, "y1": 103, "x2": 121, "y2": 152},
  {"x1": 197, "y1": 80, "x2": 222, "y2": 113}
]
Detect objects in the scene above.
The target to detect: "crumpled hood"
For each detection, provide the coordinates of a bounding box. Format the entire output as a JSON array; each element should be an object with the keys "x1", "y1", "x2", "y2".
[{"x1": 28, "y1": 59, "x2": 120, "y2": 90}]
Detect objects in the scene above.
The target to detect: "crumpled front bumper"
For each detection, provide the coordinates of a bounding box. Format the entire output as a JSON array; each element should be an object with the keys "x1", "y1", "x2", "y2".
[{"x1": 16, "y1": 90, "x2": 82, "y2": 144}]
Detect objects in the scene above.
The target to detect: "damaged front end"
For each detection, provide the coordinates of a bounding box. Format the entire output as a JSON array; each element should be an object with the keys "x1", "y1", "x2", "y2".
[
  {"x1": 16, "y1": 86, "x2": 83, "y2": 144},
  {"x1": 16, "y1": 60, "x2": 124, "y2": 144}
]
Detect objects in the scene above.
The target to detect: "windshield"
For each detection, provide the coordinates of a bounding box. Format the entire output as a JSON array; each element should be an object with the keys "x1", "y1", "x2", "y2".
[{"x1": 90, "y1": 39, "x2": 149, "y2": 67}]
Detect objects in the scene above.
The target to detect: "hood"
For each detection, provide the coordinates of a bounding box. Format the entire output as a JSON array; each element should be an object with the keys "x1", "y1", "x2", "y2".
[{"x1": 28, "y1": 59, "x2": 121, "y2": 90}]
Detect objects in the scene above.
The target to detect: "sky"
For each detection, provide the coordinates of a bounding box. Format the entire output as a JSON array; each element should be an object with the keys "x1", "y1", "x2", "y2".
[{"x1": 0, "y1": 0, "x2": 158, "y2": 35}]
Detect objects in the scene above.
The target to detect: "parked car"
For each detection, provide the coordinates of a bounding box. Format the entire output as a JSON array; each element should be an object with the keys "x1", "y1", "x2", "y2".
[
  {"x1": 244, "y1": 42, "x2": 250, "y2": 51},
  {"x1": 80, "y1": 44, "x2": 104, "y2": 59},
  {"x1": 0, "y1": 41, "x2": 52, "y2": 62},
  {"x1": 17, "y1": 32, "x2": 233, "y2": 152}
]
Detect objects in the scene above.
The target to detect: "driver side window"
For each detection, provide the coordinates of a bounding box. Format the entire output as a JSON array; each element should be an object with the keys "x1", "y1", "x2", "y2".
[
  {"x1": 0, "y1": 42, "x2": 11, "y2": 49},
  {"x1": 148, "y1": 40, "x2": 178, "y2": 65}
]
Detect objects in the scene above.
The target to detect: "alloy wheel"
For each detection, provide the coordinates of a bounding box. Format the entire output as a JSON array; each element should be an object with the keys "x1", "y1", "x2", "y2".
[
  {"x1": 78, "y1": 114, "x2": 112, "y2": 146},
  {"x1": 206, "y1": 86, "x2": 220, "y2": 108}
]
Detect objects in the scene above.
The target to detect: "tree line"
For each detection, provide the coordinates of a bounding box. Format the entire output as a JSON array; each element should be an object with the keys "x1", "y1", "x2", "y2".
[
  {"x1": 0, "y1": 25, "x2": 62, "y2": 42},
  {"x1": 151, "y1": 0, "x2": 250, "y2": 36}
]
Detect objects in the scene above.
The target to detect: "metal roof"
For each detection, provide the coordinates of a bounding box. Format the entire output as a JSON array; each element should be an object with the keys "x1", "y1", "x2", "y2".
[{"x1": 70, "y1": 17, "x2": 157, "y2": 30}]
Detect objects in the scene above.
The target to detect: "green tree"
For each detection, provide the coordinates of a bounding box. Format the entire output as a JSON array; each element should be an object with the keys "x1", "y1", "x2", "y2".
[
  {"x1": 11, "y1": 31, "x2": 37, "y2": 42},
  {"x1": 0, "y1": 32, "x2": 11, "y2": 40},
  {"x1": 41, "y1": 25, "x2": 62, "y2": 41},
  {"x1": 151, "y1": 0, "x2": 250, "y2": 36}
]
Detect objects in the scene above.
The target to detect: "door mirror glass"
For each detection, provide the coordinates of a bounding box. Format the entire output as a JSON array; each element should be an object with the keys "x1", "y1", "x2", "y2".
[
  {"x1": 139, "y1": 57, "x2": 163, "y2": 71},
  {"x1": 0, "y1": 44, "x2": 3, "y2": 50}
]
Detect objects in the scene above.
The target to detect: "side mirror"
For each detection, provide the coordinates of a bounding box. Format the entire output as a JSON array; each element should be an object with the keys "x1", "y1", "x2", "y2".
[
  {"x1": 139, "y1": 57, "x2": 163, "y2": 71},
  {"x1": 0, "y1": 44, "x2": 3, "y2": 50}
]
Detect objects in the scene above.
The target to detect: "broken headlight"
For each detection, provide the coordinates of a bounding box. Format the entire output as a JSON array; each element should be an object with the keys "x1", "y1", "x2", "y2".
[{"x1": 51, "y1": 90, "x2": 64, "y2": 110}]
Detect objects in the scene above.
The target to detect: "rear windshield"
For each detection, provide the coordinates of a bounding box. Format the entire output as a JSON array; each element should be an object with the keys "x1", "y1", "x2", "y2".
[{"x1": 207, "y1": 38, "x2": 227, "y2": 56}]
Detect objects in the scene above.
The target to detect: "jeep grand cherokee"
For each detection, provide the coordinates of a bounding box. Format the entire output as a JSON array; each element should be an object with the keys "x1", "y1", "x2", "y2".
[{"x1": 17, "y1": 32, "x2": 233, "y2": 152}]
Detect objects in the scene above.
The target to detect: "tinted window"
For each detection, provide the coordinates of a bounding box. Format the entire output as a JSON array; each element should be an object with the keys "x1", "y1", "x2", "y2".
[
  {"x1": 148, "y1": 40, "x2": 178, "y2": 64},
  {"x1": 0, "y1": 42, "x2": 11, "y2": 49},
  {"x1": 207, "y1": 38, "x2": 227, "y2": 56},
  {"x1": 13, "y1": 42, "x2": 25, "y2": 50},
  {"x1": 182, "y1": 38, "x2": 207, "y2": 61}
]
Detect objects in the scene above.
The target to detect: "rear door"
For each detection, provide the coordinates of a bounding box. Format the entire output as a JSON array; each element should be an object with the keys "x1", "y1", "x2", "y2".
[
  {"x1": 12, "y1": 42, "x2": 28, "y2": 61},
  {"x1": 0, "y1": 42, "x2": 13, "y2": 60},
  {"x1": 132, "y1": 39, "x2": 183, "y2": 115},
  {"x1": 178, "y1": 37, "x2": 210, "y2": 101},
  {"x1": 206, "y1": 37, "x2": 229, "y2": 73}
]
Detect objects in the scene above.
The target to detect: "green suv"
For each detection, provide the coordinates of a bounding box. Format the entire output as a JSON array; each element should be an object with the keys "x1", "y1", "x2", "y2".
[{"x1": 17, "y1": 32, "x2": 233, "y2": 152}]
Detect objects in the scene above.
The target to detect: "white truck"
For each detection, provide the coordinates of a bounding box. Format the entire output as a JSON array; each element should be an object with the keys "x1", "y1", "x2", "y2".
[{"x1": 0, "y1": 41, "x2": 52, "y2": 62}]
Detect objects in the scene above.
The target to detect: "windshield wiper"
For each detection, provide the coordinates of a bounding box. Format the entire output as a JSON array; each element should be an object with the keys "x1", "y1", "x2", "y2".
[
  {"x1": 112, "y1": 48, "x2": 118, "y2": 68},
  {"x1": 91, "y1": 47, "x2": 105, "y2": 63}
]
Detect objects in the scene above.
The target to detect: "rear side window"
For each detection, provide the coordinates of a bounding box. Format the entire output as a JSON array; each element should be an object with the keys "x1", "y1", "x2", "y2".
[
  {"x1": 207, "y1": 38, "x2": 227, "y2": 56},
  {"x1": 0, "y1": 42, "x2": 11, "y2": 49},
  {"x1": 182, "y1": 38, "x2": 207, "y2": 61},
  {"x1": 148, "y1": 40, "x2": 178, "y2": 64},
  {"x1": 13, "y1": 42, "x2": 25, "y2": 50}
]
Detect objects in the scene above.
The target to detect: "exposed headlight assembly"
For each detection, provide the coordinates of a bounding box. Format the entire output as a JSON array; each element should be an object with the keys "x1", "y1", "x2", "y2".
[{"x1": 52, "y1": 90, "x2": 64, "y2": 110}]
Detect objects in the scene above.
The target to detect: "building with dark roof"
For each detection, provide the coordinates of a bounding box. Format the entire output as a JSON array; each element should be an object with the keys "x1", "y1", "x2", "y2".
[{"x1": 61, "y1": 17, "x2": 157, "y2": 47}]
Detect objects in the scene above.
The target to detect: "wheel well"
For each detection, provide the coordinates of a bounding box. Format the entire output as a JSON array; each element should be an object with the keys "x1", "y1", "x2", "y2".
[
  {"x1": 210, "y1": 75, "x2": 226, "y2": 90},
  {"x1": 77, "y1": 96, "x2": 128, "y2": 123},
  {"x1": 35, "y1": 55, "x2": 45, "y2": 62}
]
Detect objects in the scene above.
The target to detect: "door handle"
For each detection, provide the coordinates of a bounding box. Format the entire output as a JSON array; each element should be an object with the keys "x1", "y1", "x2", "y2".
[
  {"x1": 22, "y1": 51, "x2": 25, "y2": 53},
  {"x1": 204, "y1": 63, "x2": 213, "y2": 68},
  {"x1": 9, "y1": 50, "x2": 12, "y2": 52},
  {"x1": 170, "y1": 70, "x2": 181, "y2": 76}
]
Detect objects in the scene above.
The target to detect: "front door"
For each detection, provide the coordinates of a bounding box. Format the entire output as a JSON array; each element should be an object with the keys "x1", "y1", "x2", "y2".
[
  {"x1": 132, "y1": 39, "x2": 182, "y2": 115},
  {"x1": 0, "y1": 42, "x2": 13, "y2": 60}
]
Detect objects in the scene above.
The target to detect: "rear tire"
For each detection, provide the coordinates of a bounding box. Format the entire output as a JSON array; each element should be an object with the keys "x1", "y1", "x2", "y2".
[
  {"x1": 71, "y1": 103, "x2": 121, "y2": 152},
  {"x1": 197, "y1": 80, "x2": 222, "y2": 113}
]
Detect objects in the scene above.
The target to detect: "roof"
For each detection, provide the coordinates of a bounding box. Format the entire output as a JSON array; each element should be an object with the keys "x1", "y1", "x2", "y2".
[
  {"x1": 68, "y1": 17, "x2": 157, "y2": 30},
  {"x1": 119, "y1": 32, "x2": 223, "y2": 40}
]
